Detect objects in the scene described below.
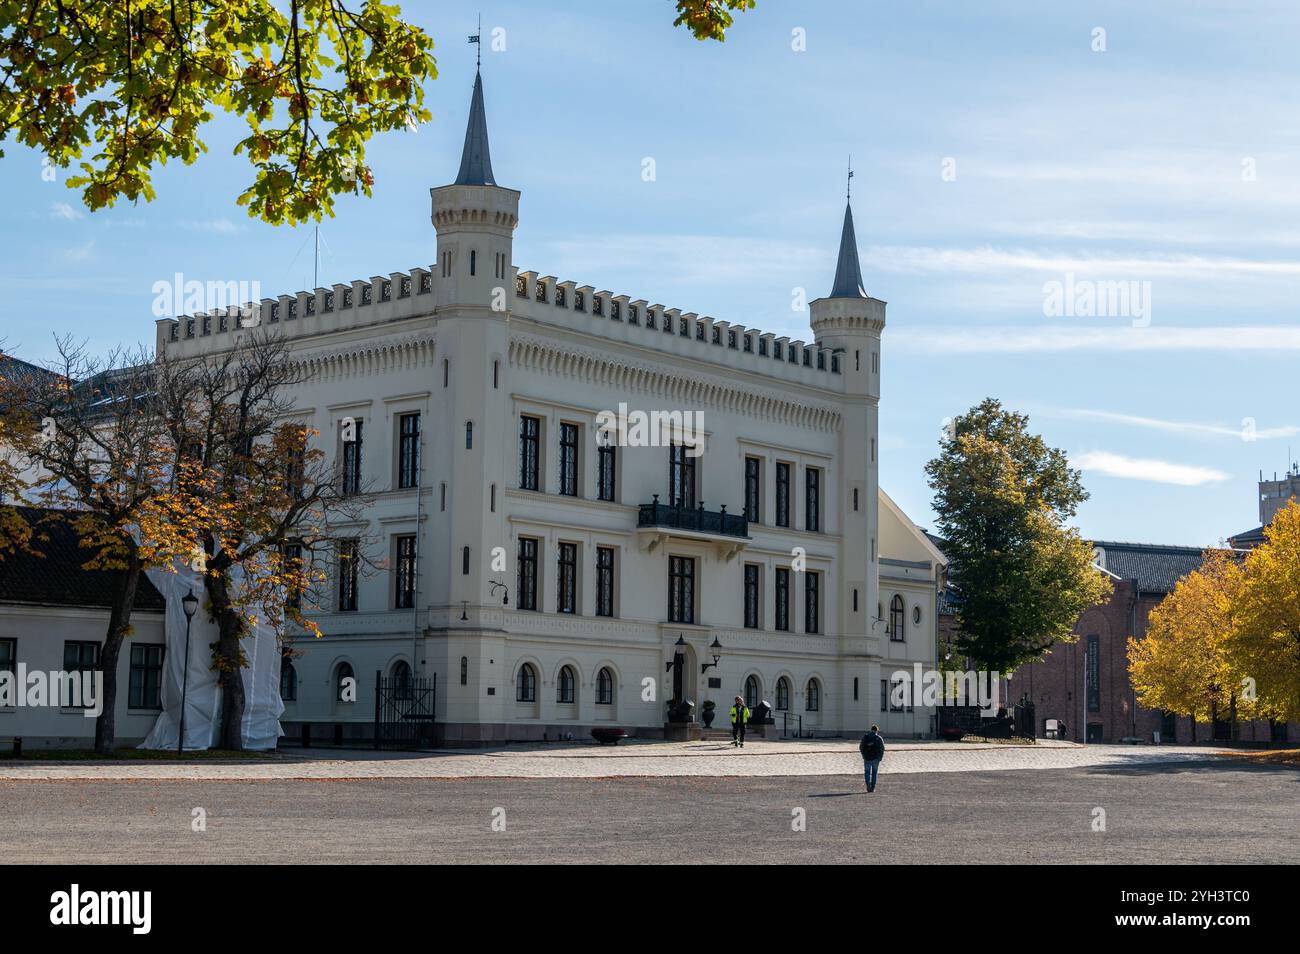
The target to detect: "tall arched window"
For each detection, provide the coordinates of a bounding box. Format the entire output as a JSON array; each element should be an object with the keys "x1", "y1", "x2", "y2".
[
  {"x1": 744, "y1": 674, "x2": 760, "y2": 709},
  {"x1": 391, "y1": 660, "x2": 411, "y2": 700},
  {"x1": 279, "y1": 657, "x2": 297, "y2": 702},
  {"x1": 557, "y1": 665, "x2": 576, "y2": 704},
  {"x1": 806, "y1": 678, "x2": 821, "y2": 712},
  {"x1": 596, "y1": 667, "x2": 614, "y2": 705},
  {"x1": 775, "y1": 676, "x2": 790, "y2": 711},
  {"x1": 516, "y1": 663, "x2": 537, "y2": 702},
  {"x1": 335, "y1": 661, "x2": 354, "y2": 703},
  {"x1": 890, "y1": 595, "x2": 906, "y2": 642}
]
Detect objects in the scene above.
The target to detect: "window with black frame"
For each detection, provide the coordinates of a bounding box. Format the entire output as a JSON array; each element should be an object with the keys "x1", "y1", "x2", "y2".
[
  {"x1": 62, "y1": 641, "x2": 99, "y2": 707},
  {"x1": 279, "y1": 654, "x2": 297, "y2": 701},
  {"x1": 0, "y1": 638, "x2": 14, "y2": 678},
  {"x1": 596, "y1": 666, "x2": 614, "y2": 705},
  {"x1": 774, "y1": 567, "x2": 790, "y2": 631},
  {"x1": 805, "y1": 467, "x2": 820, "y2": 532},
  {"x1": 519, "y1": 415, "x2": 541, "y2": 491},
  {"x1": 335, "y1": 662, "x2": 354, "y2": 702},
  {"x1": 889, "y1": 594, "x2": 905, "y2": 641},
  {"x1": 397, "y1": 412, "x2": 420, "y2": 489},
  {"x1": 395, "y1": 535, "x2": 417, "y2": 609},
  {"x1": 516, "y1": 663, "x2": 536, "y2": 702},
  {"x1": 806, "y1": 678, "x2": 820, "y2": 712},
  {"x1": 597, "y1": 440, "x2": 616, "y2": 502},
  {"x1": 340, "y1": 419, "x2": 363, "y2": 495},
  {"x1": 776, "y1": 677, "x2": 790, "y2": 711},
  {"x1": 743, "y1": 564, "x2": 760, "y2": 629},
  {"x1": 668, "y1": 555, "x2": 695, "y2": 624},
  {"x1": 338, "y1": 540, "x2": 359, "y2": 611},
  {"x1": 744, "y1": 456, "x2": 761, "y2": 522},
  {"x1": 805, "y1": 571, "x2": 820, "y2": 634},
  {"x1": 775, "y1": 461, "x2": 790, "y2": 527},
  {"x1": 517, "y1": 537, "x2": 539, "y2": 611},
  {"x1": 557, "y1": 665, "x2": 575, "y2": 704},
  {"x1": 669, "y1": 443, "x2": 696, "y2": 509},
  {"x1": 286, "y1": 428, "x2": 306, "y2": 498},
  {"x1": 557, "y1": 542, "x2": 578, "y2": 614},
  {"x1": 128, "y1": 644, "x2": 164, "y2": 709},
  {"x1": 283, "y1": 543, "x2": 303, "y2": 610},
  {"x1": 559, "y1": 422, "x2": 579, "y2": 496},
  {"x1": 596, "y1": 546, "x2": 615, "y2": 617}
]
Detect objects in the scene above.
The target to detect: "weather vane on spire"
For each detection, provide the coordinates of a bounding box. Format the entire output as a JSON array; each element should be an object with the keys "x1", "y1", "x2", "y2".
[
  {"x1": 847, "y1": 155, "x2": 854, "y2": 201},
  {"x1": 468, "y1": 14, "x2": 482, "y2": 70}
]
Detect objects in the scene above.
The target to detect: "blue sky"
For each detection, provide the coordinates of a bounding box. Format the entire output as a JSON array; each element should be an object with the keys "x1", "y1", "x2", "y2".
[{"x1": 3, "y1": 0, "x2": 1296, "y2": 547}]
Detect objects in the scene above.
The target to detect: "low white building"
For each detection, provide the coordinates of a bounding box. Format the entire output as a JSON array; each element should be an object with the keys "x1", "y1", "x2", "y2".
[
  {"x1": 0, "y1": 508, "x2": 167, "y2": 750},
  {"x1": 153, "y1": 69, "x2": 945, "y2": 744}
]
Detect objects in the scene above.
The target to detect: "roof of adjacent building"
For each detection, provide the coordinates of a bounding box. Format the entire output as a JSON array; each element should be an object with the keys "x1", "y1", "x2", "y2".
[
  {"x1": 453, "y1": 70, "x2": 496, "y2": 186},
  {"x1": 1228, "y1": 524, "x2": 1266, "y2": 548},
  {"x1": 0, "y1": 507, "x2": 165, "y2": 611},
  {"x1": 1089, "y1": 541, "x2": 1206, "y2": 595},
  {"x1": 828, "y1": 200, "x2": 867, "y2": 299},
  {"x1": 923, "y1": 532, "x2": 1206, "y2": 603}
]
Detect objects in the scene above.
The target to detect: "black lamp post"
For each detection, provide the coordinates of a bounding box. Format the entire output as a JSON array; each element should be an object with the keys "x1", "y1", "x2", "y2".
[
  {"x1": 178, "y1": 588, "x2": 198, "y2": 754},
  {"x1": 701, "y1": 636, "x2": 723, "y2": 674}
]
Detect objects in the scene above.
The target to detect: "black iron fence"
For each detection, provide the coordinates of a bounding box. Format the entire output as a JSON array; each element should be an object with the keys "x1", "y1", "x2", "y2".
[{"x1": 374, "y1": 670, "x2": 437, "y2": 750}]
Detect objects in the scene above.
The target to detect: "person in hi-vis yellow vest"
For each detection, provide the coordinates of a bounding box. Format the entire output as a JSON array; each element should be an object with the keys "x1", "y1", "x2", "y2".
[{"x1": 729, "y1": 695, "x2": 750, "y2": 748}]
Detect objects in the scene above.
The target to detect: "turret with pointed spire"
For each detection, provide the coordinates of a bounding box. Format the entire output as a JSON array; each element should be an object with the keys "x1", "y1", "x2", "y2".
[
  {"x1": 809, "y1": 189, "x2": 885, "y2": 398},
  {"x1": 808, "y1": 180, "x2": 886, "y2": 663},
  {"x1": 426, "y1": 66, "x2": 521, "y2": 690},
  {"x1": 454, "y1": 70, "x2": 496, "y2": 187},
  {"x1": 429, "y1": 67, "x2": 520, "y2": 310},
  {"x1": 829, "y1": 200, "x2": 867, "y2": 299}
]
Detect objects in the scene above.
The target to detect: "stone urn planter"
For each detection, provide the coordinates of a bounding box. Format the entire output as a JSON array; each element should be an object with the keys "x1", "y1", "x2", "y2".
[
  {"x1": 591, "y1": 727, "x2": 628, "y2": 745},
  {"x1": 701, "y1": 702, "x2": 716, "y2": 728}
]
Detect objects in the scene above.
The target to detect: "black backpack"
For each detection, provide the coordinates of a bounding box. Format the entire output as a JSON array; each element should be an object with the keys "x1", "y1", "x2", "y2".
[{"x1": 863, "y1": 733, "x2": 884, "y2": 760}]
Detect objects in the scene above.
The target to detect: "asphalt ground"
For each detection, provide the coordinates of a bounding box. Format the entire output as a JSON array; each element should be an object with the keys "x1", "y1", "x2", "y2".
[{"x1": 2, "y1": 757, "x2": 1296, "y2": 864}]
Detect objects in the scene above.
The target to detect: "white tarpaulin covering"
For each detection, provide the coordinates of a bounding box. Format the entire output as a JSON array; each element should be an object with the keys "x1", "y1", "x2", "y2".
[{"x1": 139, "y1": 562, "x2": 284, "y2": 751}]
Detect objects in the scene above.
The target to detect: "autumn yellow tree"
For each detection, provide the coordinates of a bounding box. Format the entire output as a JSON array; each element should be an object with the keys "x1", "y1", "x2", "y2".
[
  {"x1": 1, "y1": 340, "x2": 201, "y2": 753},
  {"x1": 1231, "y1": 500, "x2": 1300, "y2": 724},
  {"x1": 1129, "y1": 548, "x2": 1248, "y2": 740},
  {"x1": 149, "y1": 332, "x2": 373, "y2": 750}
]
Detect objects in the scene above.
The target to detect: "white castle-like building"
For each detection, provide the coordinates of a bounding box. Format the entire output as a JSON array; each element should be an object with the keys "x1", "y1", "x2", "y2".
[{"x1": 156, "y1": 70, "x2": 946, "y2": 744}]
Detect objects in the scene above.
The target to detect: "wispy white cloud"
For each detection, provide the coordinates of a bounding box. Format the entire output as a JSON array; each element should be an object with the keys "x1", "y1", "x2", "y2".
[
  {"x1": 865, "y1": 245, "x2": 1300, "y2": 280},
  {"x1": 62, "y1": 239, "x2": 95, "y2": 262},
  {"x1": 179, "y1": 218, "x2": 244, "y2": 235},
  {"x1": 1073, "y1": 451, "x2": 1231, "y2": 487},
  {"x1": 1055, "y1": 408, "x2": 1299, "y2": 441},
  {"x1": 889, "y1": 325, "x2": 1300, "y2": 354},
  {"x1": 538, "y1": 235, "x2": 824, "y2": 287},
  {"x1": 50, "y1": 202, "x2": 82, "y2": 221}
]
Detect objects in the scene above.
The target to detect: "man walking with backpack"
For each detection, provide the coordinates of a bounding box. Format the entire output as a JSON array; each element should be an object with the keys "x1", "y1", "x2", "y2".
[
  {"x1": 860, "y1": 724, "x2": 885, "y2": 791},
  {"x1": 729, "y1": 695, "x2": 750, "y2": 748}
]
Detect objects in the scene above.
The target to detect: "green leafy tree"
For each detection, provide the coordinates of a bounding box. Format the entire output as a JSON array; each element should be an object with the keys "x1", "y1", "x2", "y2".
[
  {"x1": 674, "y1": 0, "x2": 757, "y2": 41},
  {"x1": 926, "y1": 398, "x2": 1112, "y2": 673},
  {"x1": 1, "y1": 0, "x2": 436, "y2": 224},
  {"x1": 2, "y1": 1, "x2": 752, "y2": 225}
]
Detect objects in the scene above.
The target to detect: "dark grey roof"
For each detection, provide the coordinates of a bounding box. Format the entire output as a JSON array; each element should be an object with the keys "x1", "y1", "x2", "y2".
[
  {"x1": 828, "y1": 200, "x2": 867, "y2": 299},
  {"x1": 0, "y1": 507, "x2": 165, "y2": 611},
  {"x1": 1229, "y1": 525, "x2": 1266, "y2": 548},
  {"x1": 1090, "y1": 541, "x2": 1205, "y2": 595},
  {"x1": 453, "y1": 70, "x2": 496, "y2": 186}
]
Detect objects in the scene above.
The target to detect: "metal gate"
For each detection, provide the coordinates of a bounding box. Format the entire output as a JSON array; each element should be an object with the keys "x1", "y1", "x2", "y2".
[{"x1": 374, "y1": 670, "x2": 437, "y2": 749}]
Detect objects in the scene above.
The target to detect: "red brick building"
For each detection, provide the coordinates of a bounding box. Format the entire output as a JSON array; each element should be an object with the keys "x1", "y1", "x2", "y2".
[{"x1": 941, "y1": 541, "x2": 1297, "y2": 745}]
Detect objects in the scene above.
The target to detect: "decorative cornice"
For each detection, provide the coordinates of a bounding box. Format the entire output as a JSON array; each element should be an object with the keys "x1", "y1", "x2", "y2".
[
  {"x1": 507, "y1": 333, "x2": 842, "y2": 432},
  {"x1": 291, "y1": 333, "x2": 437, "y2": 383}
]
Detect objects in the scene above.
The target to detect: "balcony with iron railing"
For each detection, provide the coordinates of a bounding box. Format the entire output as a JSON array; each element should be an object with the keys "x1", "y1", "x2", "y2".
[{"x1": 636, "y1": 494, "x2": 750, "y2": 558}]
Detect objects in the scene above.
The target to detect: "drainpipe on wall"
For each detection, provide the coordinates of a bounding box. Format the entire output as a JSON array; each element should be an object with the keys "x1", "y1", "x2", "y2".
[{"x1": 1128, "y1": 578, "x2": 1139, "y2": 740}]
